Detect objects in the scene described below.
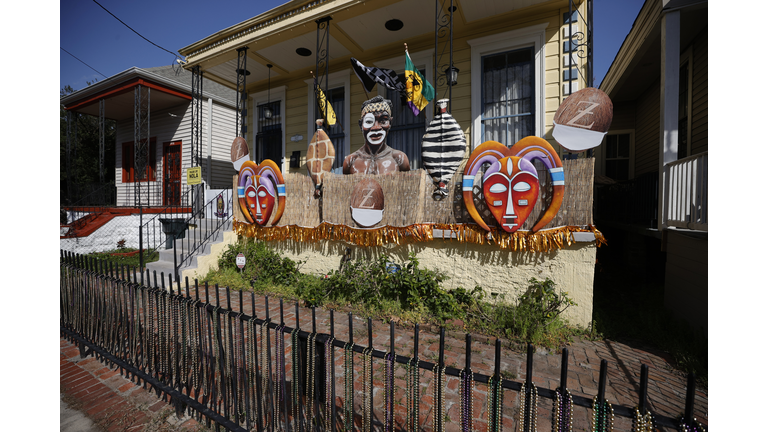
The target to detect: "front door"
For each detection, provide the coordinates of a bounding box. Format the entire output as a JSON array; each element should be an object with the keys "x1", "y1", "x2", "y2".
[{"x1": 163, "y1": 141, "x2": 182, "y2": 206}]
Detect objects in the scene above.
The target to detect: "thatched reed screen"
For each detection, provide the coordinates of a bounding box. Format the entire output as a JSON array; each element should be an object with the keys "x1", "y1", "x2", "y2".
[{"x1": 233, "y1": 158, "x2": 603, "y2": 250}]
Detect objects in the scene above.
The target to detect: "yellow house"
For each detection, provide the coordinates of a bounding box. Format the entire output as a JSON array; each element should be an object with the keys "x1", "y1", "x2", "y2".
[
  {"x1": 178, "y1": 0, "x2": 600, "y2": 327},
  {"x1": 596, "y1": 0, "x2": 707, "y2": 333}
]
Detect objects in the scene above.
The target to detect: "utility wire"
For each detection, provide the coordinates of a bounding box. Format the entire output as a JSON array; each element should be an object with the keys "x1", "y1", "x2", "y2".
[
  {"x1": 61, "y1": 47, "x2": 108, "y2": 79},
  {"x1": 92, "y1": 0, "x2": 182, "y2": 61}
]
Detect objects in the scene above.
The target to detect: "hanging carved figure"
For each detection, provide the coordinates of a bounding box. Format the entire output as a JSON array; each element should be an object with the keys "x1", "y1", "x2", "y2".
[
  {"x1": 306, "y1": 119, "x2": 336, "y2": 197},
  {"x1": 463, "y1": 137, "x2": 564, "y2": 233},
  {"x1": 343, "y1": 96, "x2": 410, "y2": 175},
  {"x1": 237, "y1": 160, "x2": 286, "y2": 226},
  {"x1": 421, "y1": 99, "x2": 466, "y2": 200}
]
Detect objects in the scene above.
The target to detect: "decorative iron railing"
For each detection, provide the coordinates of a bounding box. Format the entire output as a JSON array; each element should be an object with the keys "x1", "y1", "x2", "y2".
[
  {"x1": 60, "y1": 251, "x2": 706, "y2": 432},
  {"x1": 664, "y1": 152, "x2": 707, "y2": 231},
  {"x1": 176, "y1": 188, "x2": 234, "y2": 276}
]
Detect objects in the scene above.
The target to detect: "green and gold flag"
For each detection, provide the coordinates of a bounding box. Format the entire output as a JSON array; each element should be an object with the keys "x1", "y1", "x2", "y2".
[{"x1": 404, "y1": 50, "x2": 435, "y2": 116}]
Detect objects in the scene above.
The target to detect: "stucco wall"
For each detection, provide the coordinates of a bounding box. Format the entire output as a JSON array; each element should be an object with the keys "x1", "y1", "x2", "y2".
[{"x1": 261, "y1": 237, "x2": 596, "y2": 328}]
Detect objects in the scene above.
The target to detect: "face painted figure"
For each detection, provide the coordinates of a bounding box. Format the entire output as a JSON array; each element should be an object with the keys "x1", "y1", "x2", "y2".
[
  {"x1": 342, "y1": 96, "x2": 410, "y2": 175},
  {"x1": 482, "y1": 157, "x2": 540, "y2": 233}
]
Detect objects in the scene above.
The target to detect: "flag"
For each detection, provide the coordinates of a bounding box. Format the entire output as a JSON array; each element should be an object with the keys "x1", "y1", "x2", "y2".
[
  {"x1": 350, "y1": 57, "x2": 405, "y2": 94},
  {"x1": 314, "y1": 78, "x2": 337, "y2": 126},
  {"x1": 404, "y1": 50, "x2": 435, "y2": 116}
]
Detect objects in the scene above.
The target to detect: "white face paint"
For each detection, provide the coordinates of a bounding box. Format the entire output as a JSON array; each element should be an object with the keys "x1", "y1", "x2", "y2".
[{"x1": 362, "y1": 112, "x2": 390, "y2": 147}]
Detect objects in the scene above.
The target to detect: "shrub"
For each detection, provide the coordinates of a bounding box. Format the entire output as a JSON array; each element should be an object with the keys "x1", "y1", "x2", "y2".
[{"x1": 219, "y1": 239, "x2": 303, "y2": 288}]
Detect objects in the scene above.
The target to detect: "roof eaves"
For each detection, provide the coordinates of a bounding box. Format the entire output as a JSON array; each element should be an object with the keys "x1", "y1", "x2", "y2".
[
  {"x1": 61, "y1": 67, "x2": 236, "y2": 109},
  {"x1": 178, "y1": 0, "x2": 360, "y2": 67},
  {"x1": 599, "y1": 0, "x2": 660, "y2": 96}
]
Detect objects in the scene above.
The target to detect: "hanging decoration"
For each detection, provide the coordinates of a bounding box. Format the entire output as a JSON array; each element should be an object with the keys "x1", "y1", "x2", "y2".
[
  {"x1": 552, "y1": 87, "x2": 613, "y2": 152},
  {"x1": 307, "y1": 119, "x2": 336, "y2": 197},
  {"x1": 553, "y1": 387, "x2": 574, "y2": 432},
  {"x1": 432, "y1": 364, "x2": 446, "y2": 432},
  {"x1": 632, "y1": 406, "x2": 654, "y2": 432},
  {"x1": 231, "y1": 136, "x2": 250, "y2": 171},
  {"x1": 591, "y1": 396, "x2": 614, "y2": 432},
  {"x1": 463, "y1": 138, "x2": 564, "y2": 233},
  {"x1": 233, "y1": 220, "x2": 604, "y2": 251},
  {"x1": 518, "y1": 382, "x2": 539, "y2": 432},
  {"x1": 237, "y1": 160, "x2": 286, "y2": 226},
  {"x1": 350, "y1": 178, "x2": 385, "y2": 228},
  {"x1": 406, "y1": 356, "x2": 420, "y2": 432},
  {"x1": 422, "y1": 98, "x2": 467, "y2": 200},
  {"x1": 487, "y1": 376, "x2": 503, "y2": 432},
  {"x1": 343, "y1": 342, "x2": 355, "y2": 432},
  {"x1": 460, "y1": 369, "x2": 475, "y2": 432}
]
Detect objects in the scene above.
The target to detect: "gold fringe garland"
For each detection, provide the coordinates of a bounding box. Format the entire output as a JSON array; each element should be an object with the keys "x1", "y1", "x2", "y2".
[{"x1": 233, "y1": 219, "x2": 606, "y2": 252}]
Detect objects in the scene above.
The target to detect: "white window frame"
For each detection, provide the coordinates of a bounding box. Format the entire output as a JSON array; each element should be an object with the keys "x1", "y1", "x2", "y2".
[
  {"x1": 594, "y1": 129, "x2": 634, "y2": 181},
  {"x1": 250, "y1": 85, "x2": 287, "y2": 171},
  {"x1": 305, "y1": 69, "x2": 351, "y2": 164},
  {"x1": 467, "y1": 23, "x2": 547, "y2": 150}
]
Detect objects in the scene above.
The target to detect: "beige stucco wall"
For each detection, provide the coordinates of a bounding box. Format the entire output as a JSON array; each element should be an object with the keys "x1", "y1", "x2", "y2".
[{"x1": 263, "y1": 237, "x2": 596, "y2": 328}]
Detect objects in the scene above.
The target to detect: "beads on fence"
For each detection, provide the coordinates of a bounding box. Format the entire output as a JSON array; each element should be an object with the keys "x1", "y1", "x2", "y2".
[
  {"x1": 632, "y1": 406, "x2": 654, "y2": 432},
  {"x1": 553, "y1": 387, "x2": 573, "y2": 432},
  {"x1": 591, "y1": 396, "x2": 614, "y2": 432}
]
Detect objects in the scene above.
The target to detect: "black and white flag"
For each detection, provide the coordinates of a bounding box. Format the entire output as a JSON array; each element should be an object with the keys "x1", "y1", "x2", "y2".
[{"x1": 350, "y1": 57, "x2": 405, "y2": 94}]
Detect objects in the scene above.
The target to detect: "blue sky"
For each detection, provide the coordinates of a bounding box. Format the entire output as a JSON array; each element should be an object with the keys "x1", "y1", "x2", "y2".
[{"x1": 59, "y1": 0, "x2": 644, "y2": 92}]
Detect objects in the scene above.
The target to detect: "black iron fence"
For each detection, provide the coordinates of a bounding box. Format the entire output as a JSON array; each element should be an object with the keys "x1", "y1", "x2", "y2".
[{"x1": 60, "y1": 251, "x2": 705, "y2": 432}]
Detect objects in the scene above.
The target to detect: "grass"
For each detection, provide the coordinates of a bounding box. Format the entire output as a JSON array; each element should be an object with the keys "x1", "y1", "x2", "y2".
[{"x1": 592, "y1": 260, "x2": 708, "y2": 386}]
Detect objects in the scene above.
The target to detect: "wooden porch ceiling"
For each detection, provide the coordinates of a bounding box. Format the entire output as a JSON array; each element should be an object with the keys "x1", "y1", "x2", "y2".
[{"x1": 178, "y1": 0, "x2": 559, "y2": 91}]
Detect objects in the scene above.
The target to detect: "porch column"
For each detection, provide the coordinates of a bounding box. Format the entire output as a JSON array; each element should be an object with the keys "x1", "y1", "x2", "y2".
[{"x1": 658, "y1": 8, "x2": 680, "y2": 231}]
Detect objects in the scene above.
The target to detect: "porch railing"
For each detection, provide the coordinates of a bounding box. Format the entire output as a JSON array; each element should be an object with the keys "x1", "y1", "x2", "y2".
[
  {"x1": 176, "y1": 188, "x2": 234, "y2": 276},
  {"x1": 664, "y1": 151, "x2": 708, "y2": 231},
  {"x1": 139, "y1": 185, "x2": 195, "y2": 256},
  {"x1": 60, "y1": 251, "x2": 706, "y2": 432}
]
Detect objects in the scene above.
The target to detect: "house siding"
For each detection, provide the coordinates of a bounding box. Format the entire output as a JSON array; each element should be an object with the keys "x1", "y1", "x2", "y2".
[
  {"x1": 633, "y1": 78, "x2": 660, "y2": 177},
  {"x1": 207, "y1": 101, "x2": 237, "y2": 189},
  {"x1": 250, "y1": 4, "x2": 585, "y2": 176},
  {"x1": 115, "y1": 101, "x2": 192, "y2": 206},
  {"x1": 690, "y1": 28, "x2": 708, "y2": 156}
]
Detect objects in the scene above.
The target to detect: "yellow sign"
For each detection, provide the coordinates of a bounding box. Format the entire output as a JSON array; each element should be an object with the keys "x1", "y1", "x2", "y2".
[{"x1": 187, "y1": 167, "x2": 202, "y2": 185}]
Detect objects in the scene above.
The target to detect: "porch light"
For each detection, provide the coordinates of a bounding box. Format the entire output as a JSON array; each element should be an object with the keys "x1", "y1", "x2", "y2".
[{"x1": 444, "y1": 65, "x2": 459, "y2": 86}]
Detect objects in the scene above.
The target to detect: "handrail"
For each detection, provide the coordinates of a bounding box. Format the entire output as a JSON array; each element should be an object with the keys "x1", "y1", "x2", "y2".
[
  {"x1": 664, "y1": 151, "x2": 707, "y2": 231},
  {"x1": 176, "y1": 189, "x2": 233, "y2": 274},
  {"x1": 139, "y1": 186, "x2": 195, "y2": 256}
]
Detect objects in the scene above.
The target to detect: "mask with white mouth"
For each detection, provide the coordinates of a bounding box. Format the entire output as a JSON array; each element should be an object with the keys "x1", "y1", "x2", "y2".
[{"x1": 361, "y1": 112, "x2": 391, "y2": 152}]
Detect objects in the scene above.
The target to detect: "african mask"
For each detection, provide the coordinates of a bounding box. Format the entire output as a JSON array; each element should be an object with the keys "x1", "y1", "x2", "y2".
[
  {"x1": 482, "y1": 157, "x2": 540, "y2": 233},
  {"x1": 237, "y1": 160, "x2": 286, "y2": 226},
  {"x1": 463, "y1": 137, "x2": 564, "y2": 232}
]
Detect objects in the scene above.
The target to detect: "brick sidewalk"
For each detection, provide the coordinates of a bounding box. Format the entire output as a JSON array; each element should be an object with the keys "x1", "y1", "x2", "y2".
[
  {"x1": 60, "y1": 338, "x2": 208, "y2": 432},
  {"x1": 61, "y1": 285, "x2": 708, "y2": 431}
]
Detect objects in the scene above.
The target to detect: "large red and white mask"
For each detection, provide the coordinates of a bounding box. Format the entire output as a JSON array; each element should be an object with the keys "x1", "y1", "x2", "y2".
[
  {"x1": 463, "y1": 137, "x2": 564, "y2": 233},
  {"x1": 482, "y1": 157, "x2": 539, "y2": 233},
  {"x1": 245, "y1": 177, "x2": 277, "y2": 225}
]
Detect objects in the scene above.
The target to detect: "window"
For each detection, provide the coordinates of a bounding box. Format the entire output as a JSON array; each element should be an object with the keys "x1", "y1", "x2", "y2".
[
  {"x1": 122, "y1": 139, "x2": 157, "y2": 182},
  {"x1": 480, "y1": 47, "x2": 535, "y2": 145},
  {"x1": 306, "y1": 70, "x2": 350, "y2": 174},
  {"x1": 325, "y1": 87, "x2": 346, "y2": 171},
  {"x1": 251, "y1": 85, "x2": 286, "y2": 170},
  {"x1": 468, "y1": 24, "x2": 546, "y2": 149},
  {"x1": 386, "y1": 71, "x2": 427, "y2": 169},
  {"x1": 256, "y1": 101, "x2": 282, "y2": 164},
  {"x1": 604, "y1": 133, "x2": 631, "y2": 182}
]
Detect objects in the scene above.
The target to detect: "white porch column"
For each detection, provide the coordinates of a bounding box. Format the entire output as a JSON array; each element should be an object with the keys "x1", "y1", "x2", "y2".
[
  {"x1": 206, "y1": 97, "x2": 213, "y2": 185},
  {"x1": 658, "y1": 7, "x2": 680, "y2": 231}
]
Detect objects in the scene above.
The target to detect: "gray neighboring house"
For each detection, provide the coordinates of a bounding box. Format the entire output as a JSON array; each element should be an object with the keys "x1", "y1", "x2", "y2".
[{"x1": 62, "y1": 65, "x2": 238, "y2": 207}]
